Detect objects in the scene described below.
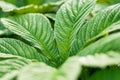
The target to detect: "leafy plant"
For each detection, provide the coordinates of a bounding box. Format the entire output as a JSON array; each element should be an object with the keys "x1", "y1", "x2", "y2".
[{"x1": 0, "y1": 0, "x2": 120, "y2": 80}]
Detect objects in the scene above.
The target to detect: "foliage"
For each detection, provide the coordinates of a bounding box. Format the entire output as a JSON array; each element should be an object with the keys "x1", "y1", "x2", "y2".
[{"x1": 0, "y1": 0, "x2": 120, "y2": 80}]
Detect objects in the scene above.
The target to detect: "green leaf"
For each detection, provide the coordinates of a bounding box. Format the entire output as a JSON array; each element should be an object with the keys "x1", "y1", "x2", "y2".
[
  {"x1": 0, "y1": 53, "x2": 31, "y2": 77},
  {"x1": 101, "y1": 21, "x2": 120, "y2": 34},
  {"x1": 88, "y1": 68, "x2": 120, "y2": 80},
  {"x1": 1, "y1": 14, "x2": 59, "y2": 65},
  {"x1": 77, "y1": 4, "x2": 120, "y2": 50},
  {"x1": 54, "y1": 0, "x2": 96, "y2": 59},
  {"x1": 0, "y1": 38, "x2": 52, "y2": 66},
  {"x1": 83, "y1": 22, "x2": 120, "y2": 47},
  {"x1": 18, "y1": 63, "x2": 56, "y2": 80},
  {"x1": 78, "y1": 33, "x2": 120, "y2": 56},
  {"x1": 0, "y1": 38, "x2": 41, "y2": 61}
]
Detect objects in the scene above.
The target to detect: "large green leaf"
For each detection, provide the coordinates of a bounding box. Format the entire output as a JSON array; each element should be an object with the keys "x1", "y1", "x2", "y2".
[
  {"x1": 77, "y1": 4, "x2": 120, "y2": 50},
  {"x1": 101, "y1": 21, "x2": 120, "y2": 35},
  {"x1": 0, "y1": 38, "x2": 53, "y2": 67},
  {"x1": 18, "y1": 63, "x2": 56, "y2": 80},
  {"x1": 1, "y1": 14, "x2": 59, "y2": 65},
  {"x1": 0, "y1": 38, "x2": 53, "y2": 65},
  {"x1": 0, "y1": 53, "x2": 31, "y2": 77},
  {"x1": 0, "y1": 38, "x2": 41, "y2": 61},
  {"x1": 78, "y1": 33, "x2": 120, "y2": 56},
  {"x1": 83, "y1": 21, "x2": 120, "y2": 47},
  {"x1": 54, "y1": 0, "x2": 96, "y2": 59}
]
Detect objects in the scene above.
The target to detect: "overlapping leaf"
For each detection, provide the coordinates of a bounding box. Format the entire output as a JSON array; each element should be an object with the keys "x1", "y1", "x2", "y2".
[
  {"x1": 0, "y1": 38, "x2": 41, "y2": 61},
  {"x1": 1, "y1": 14, "x2": 59, "y2": 65},
  {"x1": 82, "y1": 21, "x2": 120, "y2": 48},
  {"x1": 0, "y1": 38, "x2": 53, "y2": 66},
  {"x1": 78, "y1": 51, "x2": 120, "y2": 68},
  {"x1": 78, "y1": 33, "x2": 120, "y2": 56},
  {"x1": 77, "y1": 4, "x2": 120, "y2": 50},
  {"x1": 54, "y1": 0, "x2": 96, "y2": 59},
  {"x1": 0, "y1": 0, "x2": 120, "y2": 79}
]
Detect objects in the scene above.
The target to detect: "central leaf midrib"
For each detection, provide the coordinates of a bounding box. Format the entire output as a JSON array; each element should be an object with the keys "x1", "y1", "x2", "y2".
[
  {"x1": 22, "y1": 26, "x2": 56, "y2": 62},
  {"x1": 5, "y1": 19, "x2": 57, "y2": 64},
  {"x1": 63, "y1": 1, "x2": 94, "y2": 56}
]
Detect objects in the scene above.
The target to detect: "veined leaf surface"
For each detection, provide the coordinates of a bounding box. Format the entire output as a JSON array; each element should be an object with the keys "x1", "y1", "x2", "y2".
[
  {"x1": 0, "y1": 38, "x2": 41, "y2": 61},
  {"x1": 54, "y1": 0, "x2": 96, "y2": 59},
  {"x1": 78, "y1": 33, "x2": 120, "y2": 56},
  {"x1": 77, "y1": 4, "x2": 120, "y2": 50},
  {"x1": 1, "y1": 14, "x2": 59, "y2": 65}
]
